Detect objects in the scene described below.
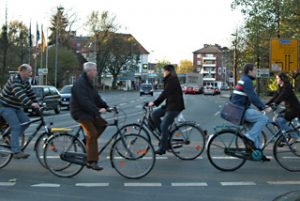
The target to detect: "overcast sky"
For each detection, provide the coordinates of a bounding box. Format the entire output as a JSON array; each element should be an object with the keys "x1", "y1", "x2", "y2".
[{"x1": 0, "y1": 0, "x2": 244, "y2": 64}]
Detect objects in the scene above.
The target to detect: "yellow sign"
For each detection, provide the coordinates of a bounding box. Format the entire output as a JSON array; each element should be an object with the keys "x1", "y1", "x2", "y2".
[{"x1": 270, "y1": 38, "x2": 299, "y2": 72}]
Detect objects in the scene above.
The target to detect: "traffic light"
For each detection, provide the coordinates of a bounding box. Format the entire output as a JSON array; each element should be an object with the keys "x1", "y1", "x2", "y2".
[{"x1": 143, "y1": 64, "x2": 148, "y2": 70}]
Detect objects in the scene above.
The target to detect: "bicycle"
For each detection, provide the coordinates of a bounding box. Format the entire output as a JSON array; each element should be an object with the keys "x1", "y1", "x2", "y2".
[
  {"x1": 0, "y1": 107, "x2": 68, "y2": 169},
  {"x1": 120, "y1": 104, "x2": 207, "y2": 160},
  {"x1": 207, "y1": 106, "x2": 300, "y2": 172},
  {"x1": 43, "y1": 106, "x2": 156, "y2": 179}
]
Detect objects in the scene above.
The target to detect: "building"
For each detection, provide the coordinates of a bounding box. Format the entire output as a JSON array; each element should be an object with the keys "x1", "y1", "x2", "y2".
[{"x1": 193, "y1": 44, "x2": 230, "y2": 88}]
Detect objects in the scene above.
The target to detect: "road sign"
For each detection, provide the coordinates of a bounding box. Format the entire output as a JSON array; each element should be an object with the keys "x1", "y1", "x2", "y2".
[
  {"x1": 257, "y1": 68, "x2": 270, "y2": 78},
  {"x1": 270, "y1": 38, "x2": 299, "y2": 72},
  {"x1": 38, "y1": 68, "x2": 48, "y2": 75}
]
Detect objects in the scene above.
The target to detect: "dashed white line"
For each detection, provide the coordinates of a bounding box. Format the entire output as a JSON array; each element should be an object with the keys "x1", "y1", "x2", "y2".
[
  {"x1": 31, "y1": 183, "x2": 61, "y2": 187},
  {"x1": 171, "y1": 182, "x2": 208, "y2": 187},
  {"x1": 75, "y1": 183, "x2": 109, "y2": 187},
  {"x1": 0, "y1": 182, "x2": 16, "y2": 186},
  {"x1": 267, "y1": 181, "x2": 300, "y2": 185},
  {"x1": 124, "y1": 183, "x2": 162, "y2": 187},
  {"x1": 220, "y1": 182, "x2": 256, "y2": 186}
]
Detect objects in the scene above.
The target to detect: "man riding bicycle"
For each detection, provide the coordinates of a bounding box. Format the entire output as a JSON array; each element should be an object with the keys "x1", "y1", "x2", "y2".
[
  {"x1": 0, "y1": 64, "x2": 39, "y2": 159},
  {"x1": 230, "y1": 63, "x2": 272, "y2": 161},
  {"x1": 148, "y1": 65, "x2": 185, "y2": 155},
  {"x1": 70, "y1": 62, "x2": 109, "y2": 171}
]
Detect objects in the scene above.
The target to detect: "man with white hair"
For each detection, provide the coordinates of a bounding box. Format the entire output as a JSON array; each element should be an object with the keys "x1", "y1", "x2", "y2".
[
  {"x1": 70, "y1": 62, "x2": 109, "y2": 171},
  {"x1": 0, "y1": 64, "x2": 39, "y2": 159}
]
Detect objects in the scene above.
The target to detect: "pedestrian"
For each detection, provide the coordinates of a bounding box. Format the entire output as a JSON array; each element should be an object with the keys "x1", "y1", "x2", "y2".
[
  {"x1": 0, "y1": 64, "x2": 39, "y2": 159},
  {"x1": 70, "y1": 62, "x2": 109, "y2": 171},
  {"x1": 148, "y1": 65, "x2": 185, "y2": 155}
]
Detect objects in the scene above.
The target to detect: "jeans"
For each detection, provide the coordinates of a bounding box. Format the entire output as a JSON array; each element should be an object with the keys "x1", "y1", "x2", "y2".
[
  {"x1": 151, "y1": 107, "x2": 181, "y2": 151},
  {"x1": 244, "y1": 108, "x2": 268, "y2": 149},
  {"x1": 0, "y1": 107, "x2": 30, "y2": 153},
  {"x1": 275, "y1": 115, "x2": 298, "y2": 139}
]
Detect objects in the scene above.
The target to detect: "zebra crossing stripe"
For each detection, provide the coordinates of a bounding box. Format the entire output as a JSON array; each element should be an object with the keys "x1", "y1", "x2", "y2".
[
  {"x1": 267, "y1": 181, "x2": 300, "y2": 185},
  {"x1": 220, "y1": 182, "x2": 256, "y2": 186},
  {"x1": 31, "y1": 183, "x2": 60, "y2": 187},
  {"x1": 0, "y1": 182, "x2": 15, "y2": 186},
  {"x1": 124, "y1": 183, "x2": 162, "y2": 187},
  {"x1": 171, "y1": 182, "x2": 207, "y2": 187},
  {"x1": 75, "y1": 183, "x2": 109, "y2": 187}
]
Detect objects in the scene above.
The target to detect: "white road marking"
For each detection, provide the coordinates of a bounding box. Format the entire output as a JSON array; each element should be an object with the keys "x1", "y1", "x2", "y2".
[
  {"x1": 107, "y1": 156, "x2": 168, "y2": 160},
  {"x1": 31, "y1": 183, "x2": 60, "y2": 187},
  {"x1": 171, "y1": 182, "x2": 208, "y2": 187},
  {"x1": 124, "y1": 183, "x2": 162, "y2": 187},
  {"x1": 267, "y1": 181, "x2": 300, "y2": 185},
  {"x1": 220, "y1": 182, "x2": 256, "y2": 186},
  {"x1": 75, "y1": 183, "x2": 109, "y2": 187},
  {"x1": 0, "y1": 182, "x2": 16, "y2": 186}
]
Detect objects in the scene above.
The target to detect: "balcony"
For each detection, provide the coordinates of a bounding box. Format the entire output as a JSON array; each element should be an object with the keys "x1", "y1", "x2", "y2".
[
  {"x1": 203, "y1": 57, "x2": 216, "y2": 60},
  {"x1": 202, "y1": 63, "x2": 216, "y2": 67},
  {"x1": 203, "y1": 77, "x2": 216, "y2": 81}
]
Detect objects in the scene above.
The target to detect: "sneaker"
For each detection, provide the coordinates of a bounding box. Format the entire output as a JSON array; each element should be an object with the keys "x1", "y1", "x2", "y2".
[
  {"x1": 261, "y1": 155, "x2": 271, "y2": 162},
  {"x1": 86, "y1": 162, "x2": 103, "y2": 171},
  {"x1": 13, "y1": 152, "x2": 30, "y2": 159}
]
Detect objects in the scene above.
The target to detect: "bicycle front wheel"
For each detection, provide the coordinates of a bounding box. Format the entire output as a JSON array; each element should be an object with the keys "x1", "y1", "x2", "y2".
[
  {"x1": 274, "y1": 131, "x2": 300, "y2": 172},
  {"x1": 170, "y1": 123, "x2": 206, "y2": 160},
  {"x1": 110, "y1": 134, "x2": 155, "y2": 179},
  {"x1": 207, "y1": 129, "x2": 247, "y2": 171},
  {"x1": 44, "y1": 133, "x2": 86, "y2": 177},
  {"x1": 34, "y1": 132, "x2": 53, "y2": 169}
]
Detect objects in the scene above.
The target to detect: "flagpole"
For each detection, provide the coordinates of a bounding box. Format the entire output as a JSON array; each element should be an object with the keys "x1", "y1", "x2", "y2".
[
  {"x1": 28, "y1": 20, "x2": 32, "y2": 65},
  {"x1": 40, "y1": 25, "x2": 43, "y2": 85}
]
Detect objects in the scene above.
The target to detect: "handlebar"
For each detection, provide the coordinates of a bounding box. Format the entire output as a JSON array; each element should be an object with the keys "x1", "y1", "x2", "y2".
[{"x1": 107, "y1": 106, "x2": 118, "y2": 114}]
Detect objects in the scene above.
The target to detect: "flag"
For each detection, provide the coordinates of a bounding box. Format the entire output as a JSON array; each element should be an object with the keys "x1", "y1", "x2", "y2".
[
  {"x1": 41, "y1": 27, "x2": 46, "y2": 52},
  {"x1": 29, "y1": 21, "x2": 32, "y2": 47},
  {"x1": 36, "y1": 23, "x2": 40, "y2": 45}
]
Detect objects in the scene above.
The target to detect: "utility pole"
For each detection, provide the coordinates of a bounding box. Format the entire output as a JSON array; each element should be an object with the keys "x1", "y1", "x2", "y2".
[
  {"x1": 232, "y1": 30, "x2": 238, "y2": 86},
  {"x1": 54, "y1": 12, "x2": 59, "y2": 88}
]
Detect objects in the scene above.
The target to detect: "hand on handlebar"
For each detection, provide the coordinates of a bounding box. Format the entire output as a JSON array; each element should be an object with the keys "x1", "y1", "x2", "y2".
[
  {"x1": 148, "y1": 102, "x2": 155, "y2": 107},
  {"x1": 264, "y1": 106, "x2": 273, "y2": 113},
  {"x1": 31, "y1": 102, "x2": 40, "y2": 109},
  {"x1": 99, "y1": 108, "x2": 107, "y2": 113}
]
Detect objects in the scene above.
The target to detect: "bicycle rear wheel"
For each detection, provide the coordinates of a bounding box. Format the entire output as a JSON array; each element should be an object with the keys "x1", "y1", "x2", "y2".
[
  {"x1": 170, "y1": 123, "x2": 206, "y2": 160},
  {"x1": 207, "y1": 129, "x2": 247, "y2": 171},
  {"x1": 44, "y1": 133, "x2": 86, "y2": 177},
  {"x1": 110, "y1": 134, "x2": 155, "y2": 179},
  {"x1": 274, "y1": 131, "x2": 300, "y2": 172},
  {"x1": 0, "y1": 138, "x2": 12, "y2": 169}
]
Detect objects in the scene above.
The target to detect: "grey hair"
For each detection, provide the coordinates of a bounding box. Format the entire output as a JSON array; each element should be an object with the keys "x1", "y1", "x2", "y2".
[
  {"x1": 18, "y1": 64, "x2": 32, "y2": 72},
  {"x1": 83, "y1": 62, "x2": 97, "y2": 72}
]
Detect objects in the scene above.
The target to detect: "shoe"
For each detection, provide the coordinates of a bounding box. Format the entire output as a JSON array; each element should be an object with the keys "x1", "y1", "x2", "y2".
[
  {"x1": 13, "y1": 152, "x2": 30, "y2": 159},
  {"x1": 261, "y1": 155, "x2": 271, "y2": 162},
  {"x1": 155, "y1": 149, "x2": 166, "y2": 155},
  {"x1": 288, "y1": 137, "x2": 299, "y2": 144},
  {"x1": 243, "y1": 136, "x2": 256, "y2": 151},
  {"x1": 86, "y1": 162, "x2": 103, "y2": 171}
]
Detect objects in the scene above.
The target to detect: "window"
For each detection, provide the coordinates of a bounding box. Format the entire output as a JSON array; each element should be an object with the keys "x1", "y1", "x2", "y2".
[
  {"x1": 205, "y1": 54, "x2": 214, "y2": 57},
  {"x1": 43, "y1": 87, "x2": 50, "y2": 96},
  {"x1": 197, "y1": 54, "x2": 202, "y2": 58},
  {"x1": 49, "y1": 87, "x2": 59, "y2": 95},
  {"x1": 197, "y1": 61, "x2": 202, "y2": 65}
]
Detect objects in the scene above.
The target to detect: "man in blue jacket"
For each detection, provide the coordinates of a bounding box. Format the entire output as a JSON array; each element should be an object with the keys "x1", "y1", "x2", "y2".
[{"x1": 231, "y1": 63, "x2": 272, "y2": 160}]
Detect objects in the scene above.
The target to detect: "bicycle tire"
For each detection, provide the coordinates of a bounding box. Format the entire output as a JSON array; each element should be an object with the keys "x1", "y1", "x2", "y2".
[
  {"x1": 120, "y1": 123, "x2": 151, "y2": 141},
  {"x1": 207, "y1": 129, "x2": 247, "y2": 171},
  {"x1": 34, "y1": 132, "x2": 53, "y2": 169},
  {"x1": 235, "y1": 130, "x2": 267, "y2": 149},
  {"x1": 169, "y1": 123, "x2": 206, "y2": 160},
  {"x1": 273, "y1": 130, "x2": 300, "y2": 172},
  {"x1": 110, "y1": 134, "x2": 155, "y2": 179},
  {"x1": 0, "y1": 139, "x2": 12, "y2": 169},
  {"x1": 44, "y1": 133, "x2": 86, "y2": 178}
]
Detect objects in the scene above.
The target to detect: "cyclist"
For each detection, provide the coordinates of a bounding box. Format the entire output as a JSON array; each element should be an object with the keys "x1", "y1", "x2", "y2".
[
  {"x1": 148, "y1": 65, "x2": 185, "y2": 155},
  {"x1": 230, "y1": 63, "x2": 272, "y2": 160},
  {"x1": 70, "y1": 62, "x2": 109, "y2": 171},
  {"x1": 266, "y1": 72, "x2": 300, "y2": 140},
  {"x1": 0, "y1": 64, "x2": 39, "y2": 159}
]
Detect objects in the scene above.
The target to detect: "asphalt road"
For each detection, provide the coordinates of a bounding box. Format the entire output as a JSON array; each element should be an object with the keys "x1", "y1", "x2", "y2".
[{"x1": 1, "y1": 90, "x2": 300, "y2": 201}]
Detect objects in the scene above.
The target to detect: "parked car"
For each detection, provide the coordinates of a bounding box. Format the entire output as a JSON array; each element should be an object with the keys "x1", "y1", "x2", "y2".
[
  {"x1": 184, "y1": 84, "x2": 203, "y2": 94},
  {"x1": 203, "y1": 86, "x2": 217, "y2": 95},
  {"x1": 214, "y1": 87, "x2": 221, "y2": 94},
  {"x1": 140, "y1": 83, "x2": 154, "y2": 96},
  {"x1": 60, "y1": 84, "x2": 72, "y2": 109},
  {"x1": 24, "y1": 85, "x2": 61, "y2": 114}
]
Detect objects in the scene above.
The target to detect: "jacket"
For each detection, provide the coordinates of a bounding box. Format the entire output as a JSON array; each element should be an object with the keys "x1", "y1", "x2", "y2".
[
  {"x1": 266, "y1": 83, "x2": 300, "y2": 121},
  {"x1": 154, "y1": 74, "x2": 185, "y2": 111},
  {"x1": 70, "y1": 73, "x2": 108, "y2": 121},
  {"x1": 0, "y1": 74, "x2": 37, "y2": 109},
  {"x1": 230, "y1": 74, "x2": 266, "y2": 110}
]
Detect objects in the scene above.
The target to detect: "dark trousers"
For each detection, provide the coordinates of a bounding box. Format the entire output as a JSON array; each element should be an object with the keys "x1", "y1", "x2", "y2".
[
  {"x1": 80, "y1": 118, "x2": 107, "y2": 162},
  {"x1": 151, "y1": 107, "x2": 180, "y2": 151}
]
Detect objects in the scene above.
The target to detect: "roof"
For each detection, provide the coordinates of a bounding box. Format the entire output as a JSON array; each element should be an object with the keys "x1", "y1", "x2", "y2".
[{"x1": 193, "y1": 46, "x2": 222, "y2": 54}]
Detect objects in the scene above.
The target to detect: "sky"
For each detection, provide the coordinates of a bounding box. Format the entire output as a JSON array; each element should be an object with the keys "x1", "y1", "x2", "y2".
[{"x1": 0, "y1": 0, "x2": 244, "y2": 64}]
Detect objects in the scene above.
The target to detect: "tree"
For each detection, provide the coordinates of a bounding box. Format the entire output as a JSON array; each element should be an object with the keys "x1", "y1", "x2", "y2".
[
  {"x1": 154, "y1": 59, "x2": 171, "y2": 76},
  {"x1": 177, "y1": 60, "x2": 194, "y2": 74},
  {"x1": 48, "y1": 6, "x2": 69, "y2": 47},
  {"x1": 0, "y1": 24, "x2": 9, "y2": 87}
]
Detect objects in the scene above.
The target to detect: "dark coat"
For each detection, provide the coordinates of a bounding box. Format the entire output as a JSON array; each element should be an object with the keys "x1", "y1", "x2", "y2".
[
  {"x1": 70, "y1": 73, "x2": 108, "y2": 121},
  {"x1": 154, "y1": 74, "x2": 185, "y2": 111},
  {"x1": 266, "y1": 83, "x2": 300, "y2": 121}
]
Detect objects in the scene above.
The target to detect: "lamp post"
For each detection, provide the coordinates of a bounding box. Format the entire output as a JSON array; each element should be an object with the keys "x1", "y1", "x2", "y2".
[{"x1": 232, "y1": 30, "x2": 238, "y2": 86}]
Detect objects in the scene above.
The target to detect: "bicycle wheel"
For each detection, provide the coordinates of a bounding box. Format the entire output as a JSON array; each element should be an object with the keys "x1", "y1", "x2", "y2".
[
  {"x1": 0, "y1": 138, "x2": 12, "y2": 169},
  {"x1": 169, "y1": 123, "x2": 206, "y2": 160},
  {"x1": 110, "y1": 134, "x2": 155, "y2": 179},
  {"x1": 274, "y1": 131, "x2": 300, "y2": 172},
  {"x1": 34, "y1": 132, "x2": 53, "y2": 169},
  {"x1": 44, "y1": 133, "x2": 86, "y2": 177},
  {"x1": 235, "y1": 130, "x2": 267, "y2": 149},
  {"x1": 207, "y1": 129, "x2": 247, "y2": 171}
]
